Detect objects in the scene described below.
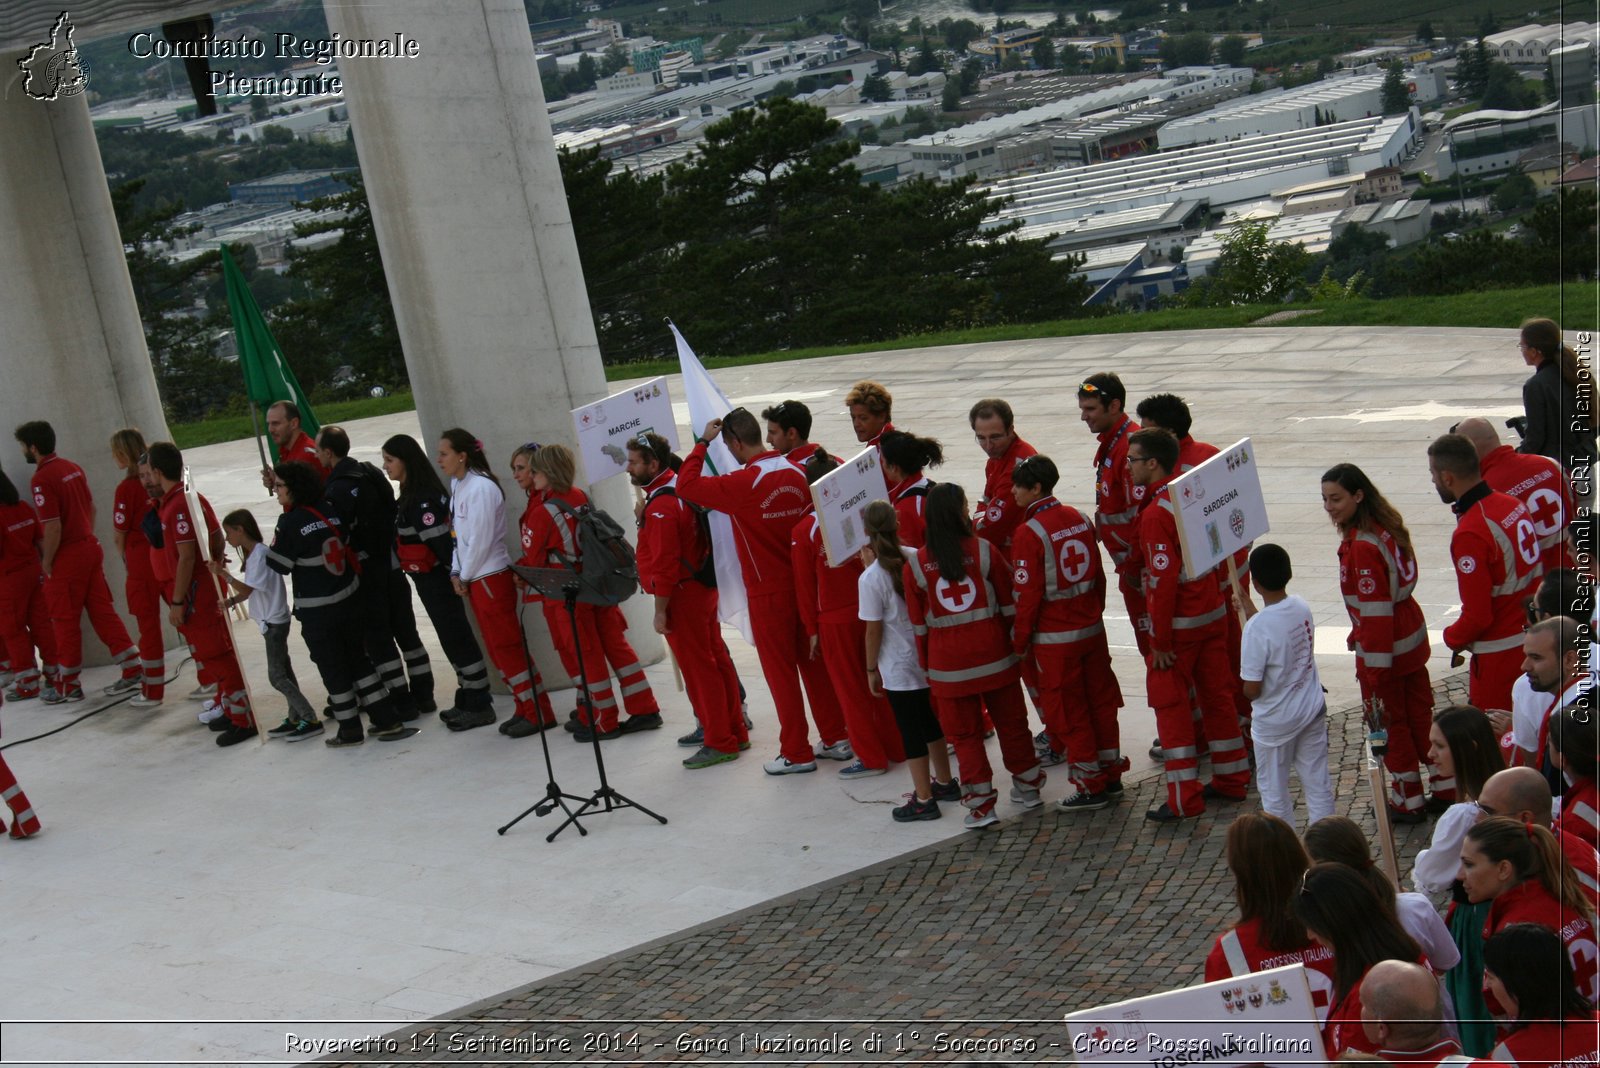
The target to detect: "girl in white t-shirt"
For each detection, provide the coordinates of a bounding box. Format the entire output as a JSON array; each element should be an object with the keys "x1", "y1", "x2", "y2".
[
  {"x1": 858, "y1": 501, "x2": 958, "y2": 822},
  {"x1": 214, "y1": 509, "x2": 321, "y2": 740}
]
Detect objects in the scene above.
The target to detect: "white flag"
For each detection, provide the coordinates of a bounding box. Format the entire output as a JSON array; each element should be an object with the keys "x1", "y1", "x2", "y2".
[{"x1": 669, "y1": 321, "x2": 752, "y2": 644}]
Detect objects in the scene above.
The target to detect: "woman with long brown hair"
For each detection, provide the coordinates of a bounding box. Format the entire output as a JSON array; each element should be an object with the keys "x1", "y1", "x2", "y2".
[
  {"x1": 1413, "y1": 705, "x2": 1507, "y2": 1053},
  {"x1": 1322, "y1": 463, "x2": 1439, "y2": 821},
  {"x1": 1205, "y1": 813, "x2": 1337, "y2": 1018}
]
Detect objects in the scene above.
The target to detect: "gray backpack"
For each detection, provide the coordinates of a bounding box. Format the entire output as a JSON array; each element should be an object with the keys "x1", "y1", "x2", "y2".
[{"x1": 544, "y1": 497, "x2": 639, "y2": 606}]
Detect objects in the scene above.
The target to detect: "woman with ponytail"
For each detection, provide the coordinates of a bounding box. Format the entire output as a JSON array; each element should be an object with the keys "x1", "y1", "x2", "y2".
[
  {"x1": 1517, "y1": 318, "x2": 1597, "y2": 482},
  {"x1": 878, "y1": 430, "x2": 943, "y2": 548},
  {"x1": 1461, "y1": 816, "x2": 1599, "y2": 1004},
  {"x1": 438, "y1": 429, "x2": 555, "y2": 737},
  {"x1": 903, "y1": 482, "x2": 1041, "y2": 829},
  {"x1": 858, "y1": 500, "x2": 957, "y2": 822}
]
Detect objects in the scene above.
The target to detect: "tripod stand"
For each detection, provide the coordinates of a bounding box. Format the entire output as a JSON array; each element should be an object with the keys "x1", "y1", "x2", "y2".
[{"x1": 498, "y1": 566, "x2": 667, "y2": 842}]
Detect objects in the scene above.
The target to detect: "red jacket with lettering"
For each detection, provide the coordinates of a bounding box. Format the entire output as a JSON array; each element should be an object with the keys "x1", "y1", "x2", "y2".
[
  {"x1": 112, "y1": 477, "x2": 157, "y2": 579},
  {"x1": 975, "y1": 435, "x2": 1036, "y2": 554},
  {"x1": 1010, "y1": 497, "x2": 1106, "y2": 654},
  {"x1": 889, "y1": 475, "x2": 933, "y2": 549},
  {"x1": 791, "y1": 510, "x2": 864, "y2": 636},
  {"x1": 1138, "y1": 480, "x2": 1226, "y2": 650},
  {"x1": 1203, "y1": 917, "x2": 1337, "y2": 1024},
  {"x1": 1092, "y1": 416, "x2": 1141, "y2": 576},
  {"x1": 634, "y1": 470, "x2": 707, "y2": 598},
  {"x1": 1484, "y1": 880, "x2": 1599, "y2": 1003},
  {"x1": 1442, "y1": 483, "x2": 1540, "y2": 656},
  {"x1": 677, "y1": 445, "x2": 809, "y2": 594},
  {"x1": 1481, "y1": 444, "x2": 1575, "y2": 575},
  {"x1": 29, "y1": 454, "x2": 96, "y2": 547},
  {"x1": 903, "y1": 536, "x2": 1019, "y2": 698},
  {"x1": 0, "y1": 501, "x2": 43, "y2": 575},
  {"x1": 1492, "y1": 1014, "x2": 1600, "y2": 1068},
  {"x1": 1339, "y1": 524, "x2": 1431, "y2": 692}
]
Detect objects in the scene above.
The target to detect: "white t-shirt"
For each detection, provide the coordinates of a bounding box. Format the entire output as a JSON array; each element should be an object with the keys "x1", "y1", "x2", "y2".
[
  {"x1": 1239, "y1": 594, "x2": 1325, "y2": 746},
  {"x1": 243, "y1": 541, "x2": 290, "y2": 632},
  {"x1": 857, "y1": 557, "x2": 928, "y2": 692},
  {"x1": 1510, "y1": 673, "x2": 1555, "y2": 757}
]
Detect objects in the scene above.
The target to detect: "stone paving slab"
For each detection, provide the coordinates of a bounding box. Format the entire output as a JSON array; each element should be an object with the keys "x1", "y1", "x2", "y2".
[{"x1": 322, "y1": 673, "x2": 1472, "y2": 1067}]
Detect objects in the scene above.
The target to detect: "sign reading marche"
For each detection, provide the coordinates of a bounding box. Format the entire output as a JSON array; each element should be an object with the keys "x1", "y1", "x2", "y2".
[
  {"x1": 810, "y1": 447, "x2": 889, "y2": 567},
  {"x1": 571, "y1": 378, "x2": 679, "y2": 485},
  {"x1": 1168, "y1": 438, "x2": 1270, "y2": 580},
  {"x1": 1065, "y1": 964, "x2": 1324, "y2": 1068}
]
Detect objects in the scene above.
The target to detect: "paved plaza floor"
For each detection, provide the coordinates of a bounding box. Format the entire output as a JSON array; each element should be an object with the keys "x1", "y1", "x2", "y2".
[{"x1": 0, "y1": 326, "x2": 1527, "y2": 1064}]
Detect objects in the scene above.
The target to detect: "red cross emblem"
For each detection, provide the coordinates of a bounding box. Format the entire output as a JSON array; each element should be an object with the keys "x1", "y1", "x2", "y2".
[{"x1": 934, "y1": 576, "x2": 977, "y2": 613}]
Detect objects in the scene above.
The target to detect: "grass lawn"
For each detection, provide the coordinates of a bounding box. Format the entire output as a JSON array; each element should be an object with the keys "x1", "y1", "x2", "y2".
[{"x1": 169, "y1": 283, "x2": 1596, "y2": 445}]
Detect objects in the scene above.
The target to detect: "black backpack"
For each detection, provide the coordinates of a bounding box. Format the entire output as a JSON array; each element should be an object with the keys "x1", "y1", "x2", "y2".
[
  {"x1": 641, "y1": 486, "x2": 717, "y2": 588},
  {"x1": 545, "y1": 497, "x2": 639, "y2": 606}
]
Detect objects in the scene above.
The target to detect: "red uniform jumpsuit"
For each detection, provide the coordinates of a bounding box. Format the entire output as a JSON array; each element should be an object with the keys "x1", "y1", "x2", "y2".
[
  {"x1": 903, "y1": 536, "x2": 1041, "y2": 818},
  {"x1": 0, "y1": 693, "x2": 41, "y2": 838},
  {"x1": 1443, "y1": 483, "x2": 1541, "y2": 715},
  {"x1": 1179, "y1": 434, "x2": 1254, "y2": 728},
  {"x1": 792, "y1": 510, "x2": 905, "y2": 771},
  {"x1": 1483, "y1": 880, "x2": 1600, "y2": 1003},
  {"x1": 1138, "y1": 480, "x2": 1251, "y2": 816},
  {"x1": 636, "y1": 470, "x2": 744, "y2": 754},
  {"x1": 1340, "y1": 524, "x2": 1439, "y2": 812},
  {"x1": 157, "y1": 486, "x2": 254, "y2": 730},
  {"x1": 1480, "y1": 444, "x2": 1575, "y2": 576},
  {"x1": 974, "y1": 436, "x2": 1036, "y2": 555},
  {"x1": 1492, "y1": 1014, "x2": 1600, "y2": 1067},
  {"x1": 30, "y1": 454, "x2": 138, "y2": 693},
  {"x1": 677, "y1": 444, "x2": 847, "y2": 766},
  {"x1": 1203, "y1": 917, "x2": 1337, "y2": 1023},
  {"x1": 1092, "y1": 416, "x2": 1150, "y2": 655},
  {"x1": 519, "y1": 486, "x2": 659, "y2": 732},
  {"x1": 1010, "y1": 496, "x2": 1124, "y2": 795},
  {"x1": 0, "y1": 501, "x2": 58, "y2": 698},
  {"x1": 889, "y1": 474, "x2": 932, "y2": 549},
  {"x1": 112, "y1": 478, "x2": 165, "y2": 700}
]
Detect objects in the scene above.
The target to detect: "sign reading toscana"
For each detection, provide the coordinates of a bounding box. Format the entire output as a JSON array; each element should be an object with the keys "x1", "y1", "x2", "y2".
[{"x1": 1064, "y1": 963, "x2": 1324, "y2": 1068}]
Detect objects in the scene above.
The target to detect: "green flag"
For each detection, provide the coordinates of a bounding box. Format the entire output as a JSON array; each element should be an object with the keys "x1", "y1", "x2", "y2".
[{"x1": 221, "y1": 244, "x2": 318, "y2": 463}]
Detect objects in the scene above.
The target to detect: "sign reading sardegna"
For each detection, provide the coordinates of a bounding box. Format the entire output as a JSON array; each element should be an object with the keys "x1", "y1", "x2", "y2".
[{"x1": 1169, "y1": 437, "x2": 1271, "y2": 580}]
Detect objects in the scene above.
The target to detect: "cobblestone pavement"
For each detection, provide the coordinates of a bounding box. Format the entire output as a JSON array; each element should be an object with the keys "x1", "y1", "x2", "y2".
[{"x1": 324, "y1": 674, "x2": 1471, "y2": 1067}]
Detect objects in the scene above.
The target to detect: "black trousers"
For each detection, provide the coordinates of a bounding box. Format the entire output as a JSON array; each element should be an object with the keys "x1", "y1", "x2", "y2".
[{"x1": 410, "y1": 567, "x2": 492, "y2": 712}]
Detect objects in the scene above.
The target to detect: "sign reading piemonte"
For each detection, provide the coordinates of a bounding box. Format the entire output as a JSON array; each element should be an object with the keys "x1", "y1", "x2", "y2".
[
  {"x1": 1064, "y1": 963, "x2": 1324, "y2": 1068},
  {"x1": 810, "y1": 447, "x2": 889, "y2": 567},
  {"x1": 570, "y1": 377, "x2": 679, "y2": 485},
  {"x1": 1168, "y1": 438, "x2": 1270, "y2": 580}
]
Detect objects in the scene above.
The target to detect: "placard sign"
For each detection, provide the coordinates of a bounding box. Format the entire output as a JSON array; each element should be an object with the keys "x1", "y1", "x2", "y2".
[
  {"x1": 1064, "y1": 964, "x2": 1324, "y2": 1068},
  {"x1": 810, "y1": 447, "x2": 889, "y2": 567},
  {"x1": 1168, "y1": 437, "x2": 1270, "y2": 580},
  {"x1": 570, "y1": 377, "x2": 680, "y2": 484}
]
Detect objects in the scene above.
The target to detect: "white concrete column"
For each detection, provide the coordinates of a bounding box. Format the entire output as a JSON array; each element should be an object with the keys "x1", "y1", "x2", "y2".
[
  {"x1": 323, "y1": 0, "x2": 664, "y2": 684},
  {"x1": 0, "y1": 61, "x2": 171, "y2": 665}
]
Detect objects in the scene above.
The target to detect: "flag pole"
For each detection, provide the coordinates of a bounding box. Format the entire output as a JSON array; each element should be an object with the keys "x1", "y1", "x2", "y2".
[{"x1": 247, "y1": 396, "x2": 272, "y2": 498}]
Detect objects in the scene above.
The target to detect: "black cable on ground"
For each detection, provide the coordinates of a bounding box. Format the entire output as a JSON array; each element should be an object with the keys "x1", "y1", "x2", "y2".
[{"x1": 0, "y1": 655, "x2": 196, "y2": 752}]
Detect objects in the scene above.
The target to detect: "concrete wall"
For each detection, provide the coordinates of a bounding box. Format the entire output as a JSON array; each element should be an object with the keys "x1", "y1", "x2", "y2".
[{"x1": 0, "y1": 62, "x2": 171, "y2": 664}]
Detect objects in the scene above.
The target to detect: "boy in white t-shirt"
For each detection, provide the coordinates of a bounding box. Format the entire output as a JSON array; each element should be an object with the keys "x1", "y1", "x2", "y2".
[{"x1": 1238, "y1": 543, "x2": 1334, "y2": 829}]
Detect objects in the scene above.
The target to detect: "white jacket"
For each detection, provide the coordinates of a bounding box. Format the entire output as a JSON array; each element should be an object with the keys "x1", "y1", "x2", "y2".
[{"x1": 449, "y1": 471, "x2": 512, "y2": 583}]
